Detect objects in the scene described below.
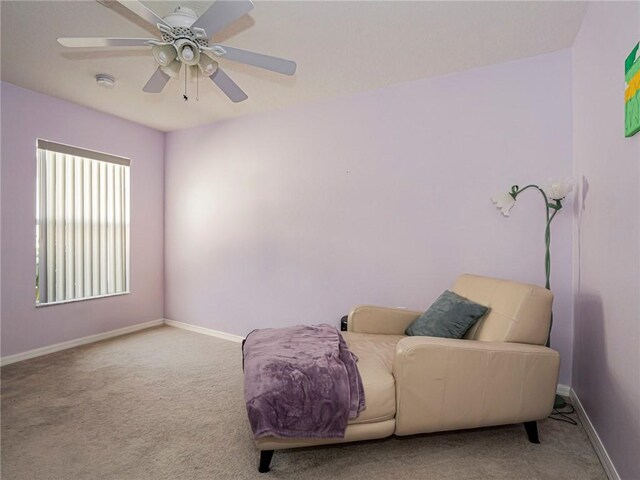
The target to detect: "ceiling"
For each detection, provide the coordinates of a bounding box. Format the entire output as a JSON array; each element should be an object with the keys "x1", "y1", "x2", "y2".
[{"x1": 1, "y1": 1, "x2": 587, "y2": 132}]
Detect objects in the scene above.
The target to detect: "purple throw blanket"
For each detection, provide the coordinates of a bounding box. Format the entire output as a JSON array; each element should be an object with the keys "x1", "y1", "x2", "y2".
[{"x1": 242, "y1": 324, "x2": 365, "y2": 439}]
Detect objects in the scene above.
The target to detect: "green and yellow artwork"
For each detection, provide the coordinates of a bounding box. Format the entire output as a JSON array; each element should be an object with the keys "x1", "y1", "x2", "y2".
[{"x1": 625, "y1": 42, "x2": 640, "y2": 137}]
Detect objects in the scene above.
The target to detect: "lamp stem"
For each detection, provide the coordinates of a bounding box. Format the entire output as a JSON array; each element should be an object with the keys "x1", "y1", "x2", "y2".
[
  {"x1": 545, "y1": 213, "x2": 551, "y2": 290},
  {"x1": 510, "y1": 184, "x2": 557, "y2": 343},
  {"x1": 509, "y1": 183, "x2": 566, "y2": 410}
]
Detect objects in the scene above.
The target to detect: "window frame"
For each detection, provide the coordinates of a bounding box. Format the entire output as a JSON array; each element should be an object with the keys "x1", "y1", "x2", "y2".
[{"x1": 35, "y1": 139, "x2": 131, "y2": 307}]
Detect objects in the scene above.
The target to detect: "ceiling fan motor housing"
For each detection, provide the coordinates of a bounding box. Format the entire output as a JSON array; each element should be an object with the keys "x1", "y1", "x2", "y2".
[{"x1": 162, "y1": 6, "x2": 198, "y2": 28}]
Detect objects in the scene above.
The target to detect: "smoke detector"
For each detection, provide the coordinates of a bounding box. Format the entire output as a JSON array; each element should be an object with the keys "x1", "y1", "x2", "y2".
[{"x1": 95, "y1": 74, "x2": 115, "y2": 88}]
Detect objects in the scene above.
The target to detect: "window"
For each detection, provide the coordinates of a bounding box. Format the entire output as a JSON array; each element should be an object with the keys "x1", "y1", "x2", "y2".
[{"x1": 36, "y1": 139, "x2": 130, "y2": 306}]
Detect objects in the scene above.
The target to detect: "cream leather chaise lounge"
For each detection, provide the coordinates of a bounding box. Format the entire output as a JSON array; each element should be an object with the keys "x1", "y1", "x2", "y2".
[{"x1": 255, "y1": 274, "x2": 560, "y2": 472}]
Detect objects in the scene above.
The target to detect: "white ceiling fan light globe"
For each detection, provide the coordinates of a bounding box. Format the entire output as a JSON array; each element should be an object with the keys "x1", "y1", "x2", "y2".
[
  {"x1": 202, "y1": 63, "x2": 215, "y2": 76},
  {"x1": 182, "y1": 46, "x2": 194, "y2": 61},
  {"x1": 174, "y1": 38, "x2": 200, "y2": 66},
  {"x1": 151, "y1": 44, "x2": 177, "y2": 67},
  {"x1": 198, "y1": 55, "x2": 218, "y2": 77}
]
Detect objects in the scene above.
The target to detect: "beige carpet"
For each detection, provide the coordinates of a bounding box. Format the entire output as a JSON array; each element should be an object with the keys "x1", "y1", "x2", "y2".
[{"x1": 1, "y1": 326, "x2": 606, "y2": 480}]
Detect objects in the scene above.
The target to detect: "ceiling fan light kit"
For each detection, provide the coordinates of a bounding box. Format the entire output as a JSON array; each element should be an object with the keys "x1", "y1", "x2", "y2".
[{"x1": 57, "y1": 0, "x2": 297, "y2": 103}]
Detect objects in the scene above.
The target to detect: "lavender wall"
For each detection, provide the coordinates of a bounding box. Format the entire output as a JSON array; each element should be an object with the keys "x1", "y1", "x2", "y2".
[
  {"x1": 0, "y1": 82, "x2": 165, "y2": 357},
  {"x1": 572, "y1": 3, "x2": 640, "y2": 478},
  {"x1": 165, "y1": 50, "x2": 575, "y2": 384}
]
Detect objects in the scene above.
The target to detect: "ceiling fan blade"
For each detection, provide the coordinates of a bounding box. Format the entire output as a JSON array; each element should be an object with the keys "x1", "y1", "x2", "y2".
[
  {"x1": 58, "y1": 37, "x2": 153, "y2": 48},
  {"x1": 114, "y1": 0, "x2": 169, "y2": 28},
  {"x1": 212, "y1": 45, "x2": 296, "y2": 75},
  {"x1": 210, "y1": 67, "x2": 248, "y2": 103},
  {"x1": 143, "y1": 67, "x2": 171, "y2": 93},
  {"x1": 191, "y1": 0, "x2": 254, "y2": 38}
]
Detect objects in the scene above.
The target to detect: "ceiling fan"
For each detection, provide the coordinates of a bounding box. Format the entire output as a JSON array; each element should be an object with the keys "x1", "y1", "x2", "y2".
[{"x1": 58, "y1": 0, "x2": 296, "y2": 103}]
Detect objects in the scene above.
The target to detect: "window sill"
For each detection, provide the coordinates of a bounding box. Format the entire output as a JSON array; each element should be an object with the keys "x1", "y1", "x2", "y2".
[{"x1": 36, "y1": 291, "x2": 130, "y2": 308}]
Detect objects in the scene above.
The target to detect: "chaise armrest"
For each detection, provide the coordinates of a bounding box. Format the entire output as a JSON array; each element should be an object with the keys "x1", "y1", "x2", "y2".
[
  {"x1": 347, "y1": 305, "x2": 422, "y2": 335},
  {"x1": 393, "y1": 336, "x2": 560, "y2": 436}
]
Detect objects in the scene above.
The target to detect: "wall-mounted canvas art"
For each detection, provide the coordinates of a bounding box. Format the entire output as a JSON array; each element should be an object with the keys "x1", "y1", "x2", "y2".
[{"x1": 625, "y1": 42, "x2": 640, "y2": 137}]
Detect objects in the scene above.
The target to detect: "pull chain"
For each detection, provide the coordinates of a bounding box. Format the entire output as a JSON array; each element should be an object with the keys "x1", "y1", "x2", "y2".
[
  {"x1": 196, "y1": 67, "x2": 199, "y2": 101},
  {"x1": 183, "y1": 65, "x2": 188, "y2": 101}
]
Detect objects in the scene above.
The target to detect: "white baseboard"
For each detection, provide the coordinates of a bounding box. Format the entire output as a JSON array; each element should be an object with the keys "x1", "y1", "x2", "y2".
[
  {"x1": 0, "y1": 319, "x2": 164, "y2": 366},
  {"x1": 163, "y1": 318, "x2": 245, "y2": 343},
  {"x1": 570, "y1": 388, "x2": 620, "y2": 480},
  {"x1": 556, "y1": 383, "x2": 571, "y2": 397}
]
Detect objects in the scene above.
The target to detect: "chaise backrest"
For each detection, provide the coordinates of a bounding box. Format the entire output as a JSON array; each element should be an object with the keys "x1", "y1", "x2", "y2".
[{"x1": 453, "y1": 274, "x2": 553, "y2": 345}]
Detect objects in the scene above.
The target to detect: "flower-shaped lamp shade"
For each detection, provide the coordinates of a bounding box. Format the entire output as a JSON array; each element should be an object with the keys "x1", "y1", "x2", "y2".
[
  {"x1": 491, "y1": 192, "x2": 516, "y2": 217},
  {"x1": 541, "y1": 178, "x2": 574, "y2": 201}
]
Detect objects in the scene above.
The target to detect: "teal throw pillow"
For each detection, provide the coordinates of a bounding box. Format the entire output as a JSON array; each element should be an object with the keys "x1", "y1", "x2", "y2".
[{"x1": 405, "y1": 290, "x2": 489, "y2": 338}]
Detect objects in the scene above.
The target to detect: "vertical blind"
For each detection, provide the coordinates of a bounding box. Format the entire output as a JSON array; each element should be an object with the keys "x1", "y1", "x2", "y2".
[{"x1": 36, "y1": 140, "x2": 130, "y2": 304}]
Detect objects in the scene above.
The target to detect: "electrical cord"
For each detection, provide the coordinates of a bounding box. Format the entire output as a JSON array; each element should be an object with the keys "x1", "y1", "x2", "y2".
[{"x1": 549, "y1": 402, "x2": 577, "y2": 425}]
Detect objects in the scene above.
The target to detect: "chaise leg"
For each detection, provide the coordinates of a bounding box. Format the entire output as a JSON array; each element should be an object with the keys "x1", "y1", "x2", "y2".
[
  {"x1": 258, "y1": 450, "x2": 274, "y2": 473},
  {"x1": 524, "y1": 421, "x2": 540, "y2": 444}
]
